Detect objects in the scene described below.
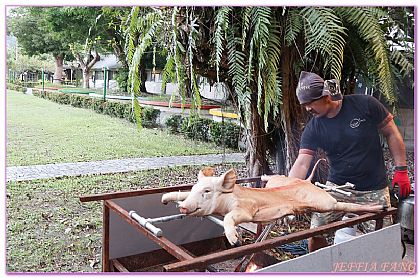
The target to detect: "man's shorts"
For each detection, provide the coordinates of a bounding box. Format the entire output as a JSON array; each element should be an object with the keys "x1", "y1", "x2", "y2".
[{"x1": 310, "y1": 182, "x2": 392, "y2": 235}]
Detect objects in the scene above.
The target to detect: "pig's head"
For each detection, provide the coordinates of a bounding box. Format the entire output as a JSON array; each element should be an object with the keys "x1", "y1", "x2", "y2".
[{"x1": 178, "y1": 167, "x2": 237, "y2": 216}]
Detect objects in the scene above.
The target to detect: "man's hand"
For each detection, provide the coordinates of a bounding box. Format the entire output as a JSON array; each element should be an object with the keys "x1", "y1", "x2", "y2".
[{"x1": 391, "y1": 169, "x2": 411, "y2": 199}]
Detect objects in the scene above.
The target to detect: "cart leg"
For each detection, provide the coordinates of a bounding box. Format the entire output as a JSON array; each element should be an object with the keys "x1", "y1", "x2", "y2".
[
  {"x1": 102, "y1": 202, "x2": 111, "y2": 272},
  {"x1": 375, "y1": 217, "x2": 384, "y2": 231}
]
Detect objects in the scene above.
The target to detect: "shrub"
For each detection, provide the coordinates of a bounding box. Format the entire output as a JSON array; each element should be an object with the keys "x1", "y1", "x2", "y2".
[
  {"x1": 115, "y1": 69, "x2": 129, "y2": 92},
  {"x1": 7, "y1": 82, "x2": 25, "y2": 92},
  {"x1": 181, "y1": 115, "x2": 213, "y2": 142},
  {"x1": 114, "y1": 102, "x2": 129, "y2": 119},
  {"x1": 210, "y1": 121, "x2": 241, "y2": 149},
  {"x1": 51, "y1": 93, "x2": 71, "y2": 105},
  {"x1": 165, "y1": 114, "x2": 184, "y2": 133},
  {"x1": 123, "y1": 105, "x2": 134, "y2": 122},
  {"x1": 92, "y1": 99, "x2": 106, "y2": 113},
  {"x1": 103, "y1": 101, "x2": 119, "y2": 117},
  {"x1": 69, "y1": 94, "x2": 89, "y2": 108},
  {"x1": 81, "y1": 97, "x2": 94, "y2": 109},
  {"x1": 142, "y1": 106, "x2": 160, "y2": 128}
]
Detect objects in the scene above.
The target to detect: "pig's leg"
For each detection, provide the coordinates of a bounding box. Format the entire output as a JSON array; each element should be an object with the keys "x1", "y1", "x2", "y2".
[
  {"x1": 314, "y1": 199, "x2": 386, "y2": 213},
  {"x1": 223, "y1": 209, "x2": 253, "y2": 246},
  {"x1": 161, "y1": 191, "x2": 190, "y2": 204},
  {"x1": 332, "y1": 202, "x2": 386, "y2": 213}
]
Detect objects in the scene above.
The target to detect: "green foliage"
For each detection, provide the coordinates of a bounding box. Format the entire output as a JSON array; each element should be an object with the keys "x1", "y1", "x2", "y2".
[
  {"x1": 213, "y1": 7, "x2": 231, "y2": 82},
  {"x1": 6, "y1": 82, "x2": 25, "y2": 92},
  {"x1": 124, "y1": 7, "x2": 164, "y2": 128},
  {"x1": 181, "y1": 116, "x2": 213, "y2": 142},
  {"x1": 115, "y1": 6, "x2": 414, "y2": 172},
  {"x1": 161, "y1": 55, "x2": 176, "y2": 93},
  {"x1": 390, "y1": 48, "x2": 414, "y2": 79},
  {"x1": 336, "y1": 7, "x2": 395, "y2": 104},
  {"x1": 7, "y1": 90, "x2": 223, "y2": 167},
  {"x1": 284, "y1": 9, "x2": 304, "y2": 47},
  {"x1": 141, "y1": 106, "x2": 160, "y2": 128},
  {"x1": 8, "y1": 7, "x2": 104, "y2": 59},
  {"x1": 165, "y1": 114, "x2": 240, "y2": 149},
  {"x1": 165, "y1": 114, "x2": 184, "y2": 134},
  {"x1": 209, "y1": 121, "x2": 241, "y2": 149},
  {"x1": 7, "y1": 49, "x2": 55, "y2": 73},
  {"x1": 300, "y1": 7, "x2": 347, "y2": 81},
  {"x1": 226, "y1": 25, "x2": 251, "y2": 128},
  {"x1": 133, "y1": 99, "x2": 142, "y2": 129},
  {"x1": 31, "y1": 89, "x2": 159, "y2": 127},
  {"x1": 115, "y1": 68, "x2": 129, "y2": 92}
]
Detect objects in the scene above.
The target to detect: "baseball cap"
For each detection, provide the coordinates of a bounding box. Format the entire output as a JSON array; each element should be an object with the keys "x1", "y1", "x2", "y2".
[{"x1": 296, "y1": 71, "x2": 342, "y2": 104}]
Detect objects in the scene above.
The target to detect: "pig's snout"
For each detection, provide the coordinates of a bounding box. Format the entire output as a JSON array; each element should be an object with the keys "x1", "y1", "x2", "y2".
[
  {"x1": 178, "y1": 201, "x2": 198, "y2": 215},
  {"x1": 179, "y1": 206, "x2": 189, "y2": 214}
]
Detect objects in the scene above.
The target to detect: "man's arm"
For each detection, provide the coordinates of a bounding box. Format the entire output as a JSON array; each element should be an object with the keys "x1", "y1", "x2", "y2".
[
  {"x1": 380, "y1": 120, "x2": 406, "y2": 166},
  {"x1": 289, "y1": 153, "x2": 314, "y2": 179},
  {"x1": 380, "y1": 119, "x2": 410, "y2": 198}
]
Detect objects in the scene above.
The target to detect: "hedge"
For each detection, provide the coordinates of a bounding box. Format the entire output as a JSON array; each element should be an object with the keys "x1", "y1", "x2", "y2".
[
  {"x1": 31, "y1": 89, "x2": 160, "y2": 128},
  {"x1": 166, "y1": 114, "x2": 242, "y2": 150},
  {"x1": 15, "y1": 87, "x2": 241, "y2": 148}
]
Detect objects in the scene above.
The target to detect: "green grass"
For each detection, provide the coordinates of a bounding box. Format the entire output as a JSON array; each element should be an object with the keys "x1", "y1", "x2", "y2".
[
  {"x1": 7, "y1": 90, "x2": 224, "y2": 166},
  {"x1": 6, "y1": 164, "x2": 244, "y2": 272}
]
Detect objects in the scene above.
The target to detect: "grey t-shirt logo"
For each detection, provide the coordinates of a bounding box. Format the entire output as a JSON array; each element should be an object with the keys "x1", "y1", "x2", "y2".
[{"x1": 350, "y1": 118, "x2": 366, "y2": 128}]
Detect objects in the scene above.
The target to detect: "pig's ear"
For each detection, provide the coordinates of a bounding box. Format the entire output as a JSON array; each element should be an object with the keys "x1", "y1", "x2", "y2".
[
  {"x1": 198, "y1": 167, "x2": 215, "y2": 179},
  {"x1": 220, "y1": 169, "x2": 236, "y2": 192}
]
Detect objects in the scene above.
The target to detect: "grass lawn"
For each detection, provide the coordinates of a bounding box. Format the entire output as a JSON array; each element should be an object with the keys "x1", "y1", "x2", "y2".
[
  {"x1": 7, "y1": 90, "x2": 225, "y2": 166},
  {"x1": 6, "y1": 164, "x2": 245, "y2": 272}
]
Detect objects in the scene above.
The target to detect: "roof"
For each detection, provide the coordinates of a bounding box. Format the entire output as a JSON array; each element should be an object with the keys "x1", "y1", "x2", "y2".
[{"x1": 92, "y1": 54, "x2": 123, "y2": 70}]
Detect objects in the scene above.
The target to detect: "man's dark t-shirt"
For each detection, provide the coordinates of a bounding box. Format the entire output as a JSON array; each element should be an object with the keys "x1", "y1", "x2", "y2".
[{"x1": 300, "y1": 94, "x2": 393, "y2": 191}]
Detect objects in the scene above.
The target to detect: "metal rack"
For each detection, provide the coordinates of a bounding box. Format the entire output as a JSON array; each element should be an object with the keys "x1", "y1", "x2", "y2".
[{"x1": 80, "y1": 178, "x2": 397, "y2": 272}]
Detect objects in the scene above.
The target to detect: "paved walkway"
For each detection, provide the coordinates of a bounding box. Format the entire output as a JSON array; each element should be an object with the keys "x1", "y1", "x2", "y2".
[{"x1": 6, "y1": 153, "x2": 245, "y2": 182}]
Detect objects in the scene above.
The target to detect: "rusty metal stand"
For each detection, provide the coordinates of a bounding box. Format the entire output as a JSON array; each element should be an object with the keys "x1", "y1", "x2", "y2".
[{"x1": 80, "y1": 178, "x2": 397, "y2": 272}]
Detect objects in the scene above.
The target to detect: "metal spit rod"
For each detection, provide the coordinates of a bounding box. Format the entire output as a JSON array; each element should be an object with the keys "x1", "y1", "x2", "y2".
[
  {"x1": 315, "y1": 182, "x2": 355, "y2": 197},
  {"x1": 205, "y1": 215, "x2": 224, "y2": 227},
  {"x1": 129, "y1": 211, "x2": 164, "y2": 237},
  {"x1": 129, "y1": 210, "x2": 226, "y2": 237}
]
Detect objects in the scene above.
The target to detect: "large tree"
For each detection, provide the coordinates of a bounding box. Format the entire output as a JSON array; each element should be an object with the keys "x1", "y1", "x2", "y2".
[
  {"x1": 8, "y1": 7, "x2": 68, "y2": 84},
  {"x1": 125, "y1": 7, "x2": 414, "y2": 178},
  {"x1": 7, "y1": 7, "x2": 113, "y2": 87}
]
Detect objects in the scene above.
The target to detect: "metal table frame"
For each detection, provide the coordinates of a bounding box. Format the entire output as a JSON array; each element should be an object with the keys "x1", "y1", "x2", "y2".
[{"x1": 80, "y1": 178, "x2": 397, "y2": 272}]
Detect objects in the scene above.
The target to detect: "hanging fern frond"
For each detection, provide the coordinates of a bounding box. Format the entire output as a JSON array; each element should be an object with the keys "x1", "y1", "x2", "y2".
[
  {"x1": 190, "y1": 70, "x2": 202, "y2": 112},
  {"x1": 336, "y1": 7, "x2": 395, "y2": 105},
  {"x1": 284, "y1": 8, "x2": 303, "y2": 47},
  {"x1": 250, "y1": 7, "x2": 271, "y2": 115},
  {"x1": 263, "y1": 19, "x2": 283, "y2": 130},
  {"x1": 170, "y1": 7, "x2": 187, "y2": 108},
  {"x1": 125, "y1": 7, "x2": 163, "y2": 127},
  {"x1": 133, "y1": 98, "x2": 142, "y2": 130},
  {"x1": 300, "y1": 7, "x2": 347, "y2": 80},
  {"x1": 161, "y1": 54, "x2": 176, "y2": 93},
  {"x1": 226, "y1": 26, "x2": 250, "y2": 127},
  {"x1": 241, "y1": 7, "x2": 252, "y2": 50},
  {"x1": 187, "y1": 9, "x2": 202, "y2": 111},
  {"x1": 390, "y1": 48, "x2": 414, "y2": 78},
  {"x1": 213, "y1": 6, "x2": 231, "y2": 83},
  {"x1": 124, "y1": 7, "x2": 140, "y2": 64}
]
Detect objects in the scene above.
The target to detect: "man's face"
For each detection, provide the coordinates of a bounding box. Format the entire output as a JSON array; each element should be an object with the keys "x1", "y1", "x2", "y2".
[{"x1": 302, "y1": 96, "x2": 329, "y2": 118}]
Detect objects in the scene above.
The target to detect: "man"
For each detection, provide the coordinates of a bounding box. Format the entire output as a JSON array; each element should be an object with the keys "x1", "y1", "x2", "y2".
[{"x1": 289, "y1": 71, "x2": 411, "y2": 252}]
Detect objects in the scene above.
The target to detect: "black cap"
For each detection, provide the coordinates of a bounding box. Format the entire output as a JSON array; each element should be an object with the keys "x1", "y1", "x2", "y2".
[{"x1": 296, "y1": 71, "x2": 342, "y2": 104}]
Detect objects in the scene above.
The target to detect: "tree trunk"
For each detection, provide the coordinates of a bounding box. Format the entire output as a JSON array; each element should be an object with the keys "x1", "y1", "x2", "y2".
[
  {"x1": 140, "y1": 60, "x2": 148, "y2": 93},
  {"x1": 83, "y1": 69, "x2": 91, "y2": 89},
  {"x1": 278, "y1": 44, "x2": 309, "y2": 174},
  {"x1": 245, "y1": 94, "x2": 270, "y2": 186},
  {"x1": 75, "y1": 50, "x2": 100, "y2": 89},
  {"x1": 53, "y1": 54, "x2": 64, "y2": 85}
]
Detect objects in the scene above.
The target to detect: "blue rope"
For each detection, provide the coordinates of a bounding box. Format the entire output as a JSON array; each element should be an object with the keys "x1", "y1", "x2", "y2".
[{"x1": 276, "y1": 239, "x2": 309, "y2": 255}]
